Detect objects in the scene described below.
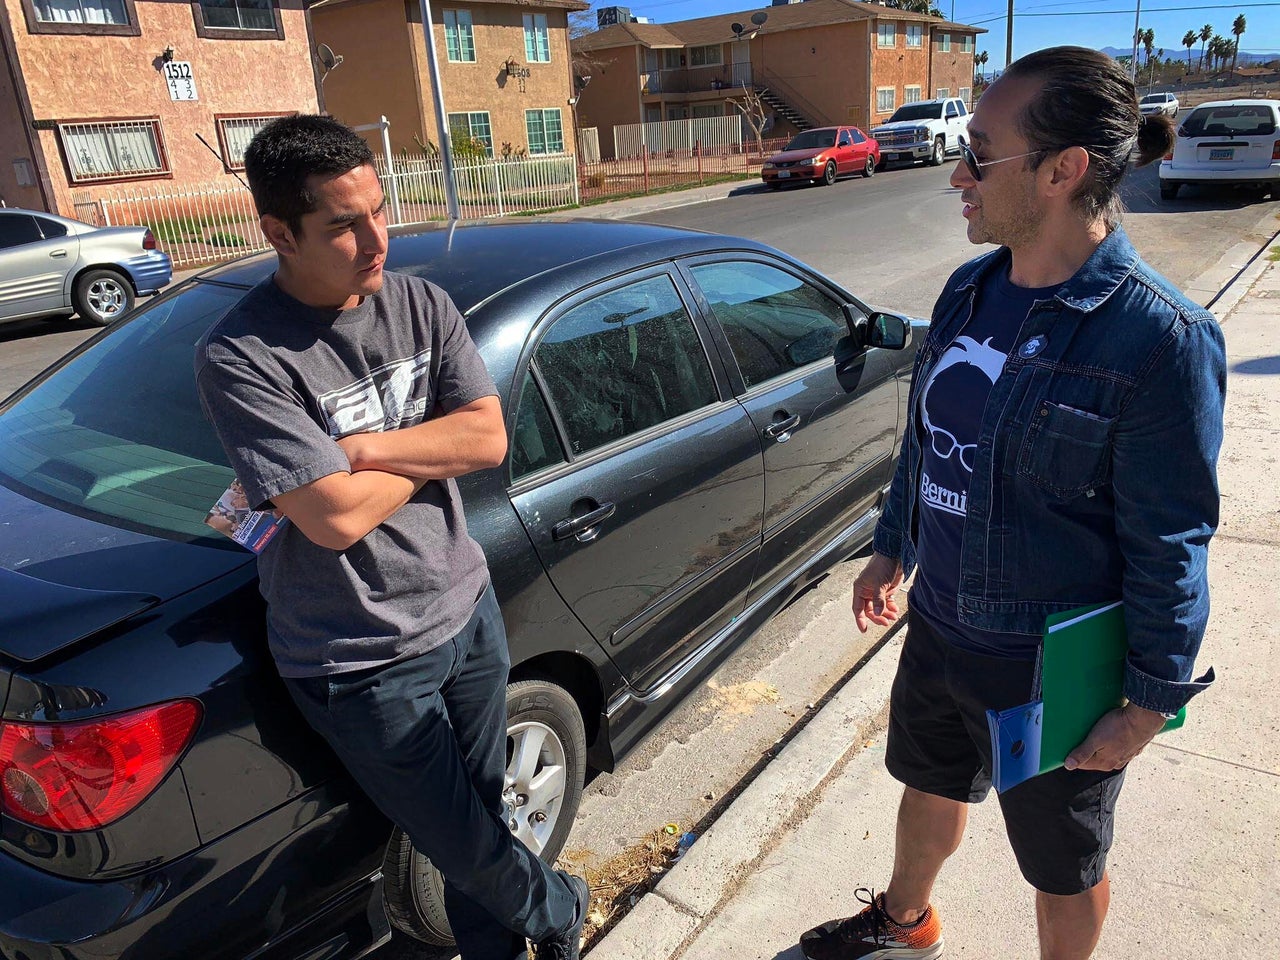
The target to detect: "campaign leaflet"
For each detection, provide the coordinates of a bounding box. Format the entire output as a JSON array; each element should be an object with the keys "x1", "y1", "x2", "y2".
[{"x1": 204, "y1": 479, "x2": 287, "y2": 554}]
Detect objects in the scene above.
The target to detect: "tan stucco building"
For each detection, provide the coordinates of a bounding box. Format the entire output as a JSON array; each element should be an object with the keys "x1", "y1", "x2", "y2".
[
  {"x1": 311, "y1": 0, "x2": 585, "y2": 159},
  {"x1": 0, "y1": 0, "x2": 322, "y2": 214},
  {"x1": 573, "y1": 0, "x2": 983, "y2": 158}
]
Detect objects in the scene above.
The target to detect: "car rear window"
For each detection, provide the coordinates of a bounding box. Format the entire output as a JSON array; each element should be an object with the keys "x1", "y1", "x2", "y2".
[
  {"x1": 0, "y1": 282, "x2": 243, "y2": 542},
  {"x1": 1180, "y1": 105, "x2": 1277, "y2": 138}
]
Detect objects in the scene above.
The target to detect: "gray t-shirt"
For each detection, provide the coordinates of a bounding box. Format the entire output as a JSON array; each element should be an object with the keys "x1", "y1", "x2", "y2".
[{"x1": 194, "y1": 271, "x2": 498, "y2": 677}]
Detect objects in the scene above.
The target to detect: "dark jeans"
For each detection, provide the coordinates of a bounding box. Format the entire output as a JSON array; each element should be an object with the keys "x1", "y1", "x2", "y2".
[{"x1": 283, "y1": 584, "x2": 578, "y2": 960}]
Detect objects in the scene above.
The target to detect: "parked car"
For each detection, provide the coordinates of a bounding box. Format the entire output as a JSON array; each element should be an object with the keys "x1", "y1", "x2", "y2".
[
  {"x1": 1139, "y1": 91, "x2": 1180, "y2": 117},
  {"x1": 0, "y1": 219, "x2": 922, "y2": 960},
  {"x1": 870, "y1": 98, "x2": 970, "y2": 168},
  {"x1": 1158, "y1": 99, "x2": 1280, "y2": 200},
  {"x1": 0, "y1": 208, "x2": 172, "y2": 326},
  {"x1": 761, "y1": 126, "x2": 880, "y2": 188}
]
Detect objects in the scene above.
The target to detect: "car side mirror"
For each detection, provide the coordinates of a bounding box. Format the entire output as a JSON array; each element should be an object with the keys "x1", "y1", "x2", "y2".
[{"x1": 866, "y1": 311, "x2": 909, "y2": 350}]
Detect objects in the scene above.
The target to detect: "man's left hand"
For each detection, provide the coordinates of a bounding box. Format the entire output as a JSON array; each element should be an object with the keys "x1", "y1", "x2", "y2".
[{"x1": 1064, "y1": 703, "x2": 1169, "y2": 772}]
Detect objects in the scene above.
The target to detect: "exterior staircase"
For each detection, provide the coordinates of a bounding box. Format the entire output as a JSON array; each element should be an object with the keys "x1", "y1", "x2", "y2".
[{"x1": 755, "y1": 85, "x2": 814, "y2": 132}]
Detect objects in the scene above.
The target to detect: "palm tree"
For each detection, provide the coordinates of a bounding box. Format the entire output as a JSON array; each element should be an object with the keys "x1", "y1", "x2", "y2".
[
  {"x1": 1183, "y1": 30, "x2": 1197, "y2": 71},
  {"x1": 1231, "y1": 14, "x2": 1246, "y2": 77},
  {"x1": 1142, "y1": 28, "x2": 1155, "y2": 77},
  {"x1": 1199, "y1": 22, "x2": 1213, "y2": 72},
  {"x1": 975, "y1": 50, "x2": 989, "y2": 82}
]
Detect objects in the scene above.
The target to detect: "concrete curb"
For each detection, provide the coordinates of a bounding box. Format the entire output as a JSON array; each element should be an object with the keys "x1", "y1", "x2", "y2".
[{"x1": 587, "y1": 628, "x2": 906, "y2": 960}]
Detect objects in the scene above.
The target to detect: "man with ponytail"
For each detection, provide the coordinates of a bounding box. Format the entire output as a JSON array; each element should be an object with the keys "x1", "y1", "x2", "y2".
[{"x1": 801, "y1": 47, "x2": 1224, "y2": 960}]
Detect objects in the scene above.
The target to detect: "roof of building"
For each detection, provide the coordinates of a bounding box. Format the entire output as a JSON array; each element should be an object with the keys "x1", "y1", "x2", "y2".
[
  {"x1": 313, "y1": 0, "x2": 588, "y2": 11},
  {"x1": 573, "y1": 0, "x2": 983, "y2": 52}
]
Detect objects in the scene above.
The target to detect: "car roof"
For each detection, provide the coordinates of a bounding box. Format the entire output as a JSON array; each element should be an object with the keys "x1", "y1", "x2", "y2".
[
  {"x1": 194, "y1": 218, "x2": 760, "y2": 314},
  {"x1": 1187, "y1": 99, "x2": 1280, "y2": 110}
]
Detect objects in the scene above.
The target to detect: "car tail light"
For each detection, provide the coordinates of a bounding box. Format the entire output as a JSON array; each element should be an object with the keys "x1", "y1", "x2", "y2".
[
  {"x1": 0, "y1": 700, "x2": 201, "y2": 832},
  {"x1": 142, "y1": 229, "x2": 157, "y2": 251},
  {"x1": 1273, "y1": 140, "x2": 1280, "y2": 161}
]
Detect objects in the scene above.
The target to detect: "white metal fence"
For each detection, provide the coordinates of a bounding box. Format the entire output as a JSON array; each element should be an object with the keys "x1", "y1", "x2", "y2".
[
  {"x1": 72, "y1": 153, "x2": 580, "y2": 268},
  {"x1": 614, "y1": 116, "x2": 743, "y2": 159}
]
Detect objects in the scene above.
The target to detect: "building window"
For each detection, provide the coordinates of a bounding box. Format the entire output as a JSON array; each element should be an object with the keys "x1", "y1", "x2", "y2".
[
  {"x1": 449, "y1": 111, "x2": 493, "y2": 156},
  {"x1": 958, "y1": 86, "x2": 972, "y2": 104},
  {"x1": 691, "y1": 104, "x2": 722, "y2": 119},
  {"x1": 22, "y1": 0, "x2": 139, "y2": 35},
  {"x1": 443, "y1": 9, "x2": 475, "y2": 62},
  {"x1": 939, "y1": 33, "x2": 951, "y2": 52},
  {"x1": 688, "y1": 43, "x2": 721, "y2": 67},
  {"x1": 216, "y1": 114, "x2": 289, "y2": 170},
  {"x1": 525, "y1": 108, "x2": 564, "y2": 154},
  {"x1": 906, "y1": 23, "x2": 923, "y2": 48},
  {"x1": 904, "y1": 85, "x2": 922, "y2": 104},
  {"x1": 662, "y1": 48, "x2": 683, "y2": 69},
  {"x1": 961, "y1": 35, "x2": 975, "y2": 53},
  {"x1": 192, "y1": 0, "x2": 282, "y2": 38},
  {"x1": 936, "y1": 87, "x2": 950, "y2": 99},
  {"x1": 57, "y1": 118, "x2": 169, "y2": 184},
  {"x1": 876, "y1": 87, "x2": 896, "y2": 114},
  {"x1": 877, "y1": 21, "x2": 895, "y2": 48},
  {"x1": 523, "y1": 13, "x2": 550, "y2": 62}
]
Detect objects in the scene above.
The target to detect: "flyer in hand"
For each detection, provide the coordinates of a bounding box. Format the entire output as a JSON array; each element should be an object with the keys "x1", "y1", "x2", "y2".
[{"x1": 204, "y1": 479, "x2": 287, "y2": 554}]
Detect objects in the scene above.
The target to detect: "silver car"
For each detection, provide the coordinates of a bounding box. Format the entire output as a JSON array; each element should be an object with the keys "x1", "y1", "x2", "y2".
[
  {"x1": 0, "y1": 208, "x2": 172, "y2": 326},
  {"x1": 1139, "y1": 92, "x2": 1180, "y2": 118}
]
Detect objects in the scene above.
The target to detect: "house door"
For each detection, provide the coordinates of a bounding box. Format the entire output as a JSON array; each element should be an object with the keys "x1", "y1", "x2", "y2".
[{"x1": 731, "y1": 42, "x2": 752, "y2": 87}]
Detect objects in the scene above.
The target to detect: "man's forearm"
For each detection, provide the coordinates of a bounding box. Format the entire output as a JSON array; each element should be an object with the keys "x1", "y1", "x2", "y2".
[
  {"x1": 341, "y1": 398, "x2": 507, "y2": 480},
  {"x1": 275, "y1": 469, "x2": 427, "y2": 551}
]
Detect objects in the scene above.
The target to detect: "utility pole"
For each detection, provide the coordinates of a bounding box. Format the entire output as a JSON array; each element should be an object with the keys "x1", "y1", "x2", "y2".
[
  {"x1": 418, "y1": 0, "x2": 460, "y2": 220},
  {"x1": 1129, "y1": 0, "x2": 1142, "y2": 81},
  {"x1": 1005, "y1": 0, "x2": 1014, "y2": 70}
]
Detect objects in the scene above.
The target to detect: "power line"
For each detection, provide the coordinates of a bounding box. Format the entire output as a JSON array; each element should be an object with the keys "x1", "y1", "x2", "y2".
[{"x1": 968, "y1": 0, "x2": 1280, "y2": 22}]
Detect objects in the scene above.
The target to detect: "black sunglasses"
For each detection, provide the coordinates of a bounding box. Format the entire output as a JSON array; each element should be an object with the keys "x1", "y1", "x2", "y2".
[{"x1": 958, "y1": 137, "x2": 1045, "y2": 181}]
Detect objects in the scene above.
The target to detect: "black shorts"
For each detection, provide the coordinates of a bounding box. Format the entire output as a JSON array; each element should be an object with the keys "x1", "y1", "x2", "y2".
[{"x1": 886, "y1": 606, "x2": 1126, "y2": 896}]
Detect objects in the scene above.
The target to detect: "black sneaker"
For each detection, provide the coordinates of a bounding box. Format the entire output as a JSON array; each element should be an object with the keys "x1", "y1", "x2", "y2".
[
  {"x1": 532, "y1": 872, "x2": 590, "y2": 960},
  {"x1": 800, "y1": 889, "x2": 943, "y2": 960}
]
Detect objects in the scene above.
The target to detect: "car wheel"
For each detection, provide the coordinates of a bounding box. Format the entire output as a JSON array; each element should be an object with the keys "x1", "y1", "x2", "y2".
[
  {"x1": 929, "y1": 137, "x2": 945, "y2": 166},
  {"x1": 1159, "y1": 182, "x2": 1180, "y2": 201},
  {"x1": 863, "y1": 155, "x2": 876, "y2": 178},
  {"x1": 382, "y1": 678, "x2": 587, "y2": 946},
  {"x1": 821, "y1": 160, "x2": 837, "y2": 186},
  {"x1": 73, "y1": 268, "x2": 134, "y2": 326}
]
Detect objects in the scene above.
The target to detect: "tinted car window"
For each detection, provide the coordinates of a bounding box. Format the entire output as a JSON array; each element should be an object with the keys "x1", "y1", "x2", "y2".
[
  {"x1": 851, "y1": 128, "x2": 866, "y2": 143},
  {"x1": 0, "y1": 282, "x2": 245, "y2": 541},
  {"x1": 691, "y1": 260, "x2": 849, "y2": 388},
  {"x1": 535, "y1": 275, "x2": 717, "y2": 456},
  {"x1": 785, "y1": 130, "x2": 837, "y2": 150},
  {"x1": 0, "y1": 213, "x2": 42, "y2": 250},
  {"x1": 35, "y1": 217, "x2": 69, "y2": 239},
  {"x1": 945, "y1": 102, "x2": 959, "y2": 119},
  {"x1": 1181, "y1": 105, "x2": 1277, "y2": 137},
  {"x1": 511, "y1": 373, "x2": 565, "y2": 480},
  {"x1": 887, "y1": 103, "x2": 943, "y2": 122}
]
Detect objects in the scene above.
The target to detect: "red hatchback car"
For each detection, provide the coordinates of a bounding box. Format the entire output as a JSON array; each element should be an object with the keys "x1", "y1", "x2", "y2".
[{"x1": 761, "y1": 126, "x2": 880, "y2": 188}]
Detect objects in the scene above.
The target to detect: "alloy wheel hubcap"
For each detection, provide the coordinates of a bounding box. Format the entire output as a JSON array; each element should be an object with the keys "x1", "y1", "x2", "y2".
[
  {"x1": 503, "y1": 720, "x2": 567, "y2": 855},
  {"x1": 88, "y1": 280, "x2": 126, "y2": 318}
]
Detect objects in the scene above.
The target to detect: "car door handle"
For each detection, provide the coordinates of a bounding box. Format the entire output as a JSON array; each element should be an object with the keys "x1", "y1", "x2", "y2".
[
  {"x1": 552, "y1": 501, "x2": 616, "y2": 542},
  {"x1": 764, "y1": 413, "x2": 801, "y2": 442},
  {"x1": 49, "y1": 249, "x2": 67, "y2": 258}
]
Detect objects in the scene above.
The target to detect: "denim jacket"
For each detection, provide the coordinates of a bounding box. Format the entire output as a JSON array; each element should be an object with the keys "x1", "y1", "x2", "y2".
[{"x1": 873, "y1": 226, "x2": 1224, "y2": 715}]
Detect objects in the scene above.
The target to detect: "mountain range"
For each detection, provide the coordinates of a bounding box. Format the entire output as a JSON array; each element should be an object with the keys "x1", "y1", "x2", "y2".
[{"x1": 1099, "y1": 45, "x2": 1280, "y2": 66}]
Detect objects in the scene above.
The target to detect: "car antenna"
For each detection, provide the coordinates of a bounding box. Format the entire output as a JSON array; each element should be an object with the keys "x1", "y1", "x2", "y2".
[{"x1": 195, "y1": 133, "x2": 250, "y2": 190}]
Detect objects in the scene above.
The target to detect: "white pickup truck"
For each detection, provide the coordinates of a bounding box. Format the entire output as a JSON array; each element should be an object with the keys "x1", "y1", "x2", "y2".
[{"x1": 871, "y1": 97, "x2": 971, "y2": 168}]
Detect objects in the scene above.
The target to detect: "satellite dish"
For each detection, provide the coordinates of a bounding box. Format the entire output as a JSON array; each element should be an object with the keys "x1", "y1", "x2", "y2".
[
  {"x1": 317, "y1": 43, "x2": 342, "y2": 71},
  {"x1": 751, "y1": 11, "x2": 768, "y2": 25},
  {"x1": 731, "y1": 22, "x2": 744, "y2": 35}
]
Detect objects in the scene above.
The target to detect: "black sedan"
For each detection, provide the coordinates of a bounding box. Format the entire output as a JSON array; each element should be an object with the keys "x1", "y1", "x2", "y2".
[{"x1": 0, "y1": 219, "x2": 921, "y2": 959}]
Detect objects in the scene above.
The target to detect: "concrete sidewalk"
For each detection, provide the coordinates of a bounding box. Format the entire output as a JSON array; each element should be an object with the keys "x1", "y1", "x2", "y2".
[{"x1": 587, "y1": 244, "x2": 1280, "y2": 960}]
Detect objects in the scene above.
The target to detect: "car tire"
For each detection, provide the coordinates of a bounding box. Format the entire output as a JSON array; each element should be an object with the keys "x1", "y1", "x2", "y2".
[
  {"x1": 929, "y1": 137, "x2": 945, "y2": 166},
  {"x1": 1159, "y1": 182, "x2": 1180, "y2": 201},
  {"x1": 862, "y1": 155, "x2": 876, "y2": 178},
  {"x1": 73, "y1": 268, "x2": 134, "y2": 326},
  {"x1": 820, "y1": 160, "x2": 837, "y2": 186},
  {"x1": 382, "y1": 678, "x2": 587, "y2": 947}
]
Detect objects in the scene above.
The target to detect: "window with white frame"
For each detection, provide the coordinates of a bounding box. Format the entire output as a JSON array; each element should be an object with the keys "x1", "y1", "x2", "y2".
[
  {"x1": 58, "y1": 118, "x2": 168, "y2": 183},
  {"x1": 444, "y1": 9, "x2": 475, "y2": 62},
  {"x1": 198, "y1": 0, "x2": 274, "y2": 31},
  {"x1": 525, "y1": 108, "x2": 564, "y2": 154},
  {"x1": 939, "y1": 32, "x2": 951, "y2": 52},
  {"x1": 449, "y1": 111, "x2": 493, "y2": 155},
  {"x1": 961, "y1": 34, "x2": 975, "y2": 53},
  {"x1": 906, "y1": 23, "x2": 923, "y2": 48},
  {"x1": 903, "y1": 85, "x2": 922, "y2": 104},
  {"x1": 688, "y1": 43, "x2": 721, "y2": 66},
  {"x1": 877, "y1": 21, "x2": 895, "y2": 47},
  {"x1": 936, "y1": 87, "x2": 950, "y2": 98},
  {"x1": 523, "y1": 13, "x2": 549, "y2": 62},
  {"x1": 216, "y1": 114, "x2": 287, "y2": 169},
  {"x1": 958, "y1": 86, "x2": 972, "y2": 104},
  {"x1": 34, "y1": 0, "x2": 128, "y2": 24},
  {"x1": 876, "y1": 87, "x2": 896, "y2": 113}
]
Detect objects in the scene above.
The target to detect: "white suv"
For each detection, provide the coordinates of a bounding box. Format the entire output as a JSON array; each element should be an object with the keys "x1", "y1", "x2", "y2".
[
  {"x1": 1158, "y1": 99, "x2": 1280, "y2": 201},
  {"x1": 1139, "y1": 92, "x2": 1179, "y2": 117}
]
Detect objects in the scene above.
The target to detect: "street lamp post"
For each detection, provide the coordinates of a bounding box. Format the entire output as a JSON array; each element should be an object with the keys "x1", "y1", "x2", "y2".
[{"x1": 418, "y1": 0, "x2": 460, "y2": 220}]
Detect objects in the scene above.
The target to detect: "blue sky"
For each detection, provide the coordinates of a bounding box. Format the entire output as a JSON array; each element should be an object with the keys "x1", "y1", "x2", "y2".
[{"x1": 611, "y1": 0, "x2": 1279, "y2": 72}]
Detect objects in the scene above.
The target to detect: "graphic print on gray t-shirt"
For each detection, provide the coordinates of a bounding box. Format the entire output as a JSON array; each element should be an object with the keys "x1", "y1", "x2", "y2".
[
  {"x1": 194, "y1": 272, "x2": 498, "y2": 678},
  {"x1": 910, "y1": 266, "x2": 1059, "y2": 659}
]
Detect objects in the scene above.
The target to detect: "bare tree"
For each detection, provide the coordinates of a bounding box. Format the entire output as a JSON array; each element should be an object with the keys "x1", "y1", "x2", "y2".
[
  {"x1": 569, "y1": 3, "x2": 596, "y2": 40},
  {"x1": 728, "y1": 83, "x2": 769, "y2": 157}
]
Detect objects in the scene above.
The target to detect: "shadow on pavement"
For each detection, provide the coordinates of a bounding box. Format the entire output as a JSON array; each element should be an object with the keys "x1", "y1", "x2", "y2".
[
  {"x1": 0, "y1": 315, "x2": 97, "y2": 344},
  {"x1": 1120, "y1": 173, "x2": 1272, "y2": 215},
  {"x1": 1232, "y1": 356, "x2": 1280, "y2": 376}
]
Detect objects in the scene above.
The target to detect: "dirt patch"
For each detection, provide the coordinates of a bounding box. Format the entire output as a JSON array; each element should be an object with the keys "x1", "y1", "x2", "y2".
[
  {"x1": 699, "y1": 679, "x2": 781, "y2": 723},
  {"x1": 559, "y1": 828, "x2": 682, "y2": 950}
]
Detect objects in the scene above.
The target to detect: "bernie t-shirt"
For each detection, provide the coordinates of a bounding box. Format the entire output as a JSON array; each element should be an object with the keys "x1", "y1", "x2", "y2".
[
  {"x1": 194, "y1": 272, "x2": 498, "y2": 678},
  {"x1": 909, "y1": 265, "x2": 1060, "y2": 660}
]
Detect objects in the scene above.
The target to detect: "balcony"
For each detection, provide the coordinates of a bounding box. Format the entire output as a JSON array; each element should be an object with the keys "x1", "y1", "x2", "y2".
[{"x1": 641, "y1": 63, "x2": 753, "y2": 97}]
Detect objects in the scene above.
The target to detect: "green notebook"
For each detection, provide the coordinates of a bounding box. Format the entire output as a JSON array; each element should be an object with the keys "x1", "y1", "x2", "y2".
[{"x1": 1039, "y1": 601, "x2": 1185, "y2": 775}]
